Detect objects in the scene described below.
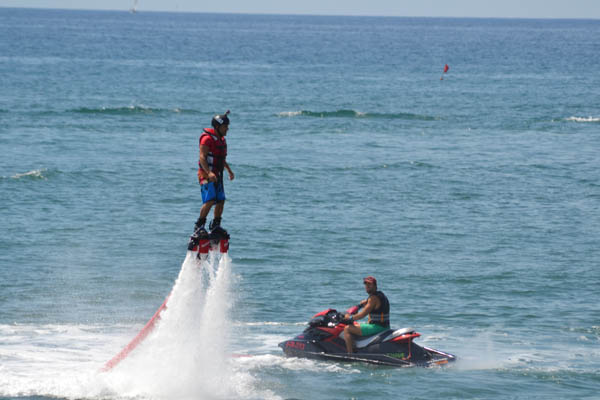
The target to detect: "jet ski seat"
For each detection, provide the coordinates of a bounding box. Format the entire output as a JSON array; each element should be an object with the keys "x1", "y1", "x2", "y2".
[
  {"x1": 351, "y1": 327, "x2": 417, "y2": 349},
  {"x1": 354, "y1": 329, "x2": 394, "y2": 349}
]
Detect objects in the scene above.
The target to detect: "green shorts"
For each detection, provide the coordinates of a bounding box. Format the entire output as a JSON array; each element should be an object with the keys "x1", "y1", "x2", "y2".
[{"x1": 359, "y1": 323, "x2": 388, "y2": 336}]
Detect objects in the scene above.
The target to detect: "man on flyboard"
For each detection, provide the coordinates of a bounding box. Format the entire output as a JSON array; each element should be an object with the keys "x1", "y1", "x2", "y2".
[{"x1": 188, "y1": 110, "x2": 235, "y2": 250}]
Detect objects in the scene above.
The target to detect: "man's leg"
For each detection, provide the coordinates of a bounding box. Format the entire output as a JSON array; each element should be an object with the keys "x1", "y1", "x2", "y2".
[
  {"x1": 188, "y1": 200, "x2": 214, "y2": 249},
  {"x1": 209, "y1": 201, "x2": 225, "y2": 232},
  {"x1": 200, "y1": 201, "x2": 215, "y2": 219},
  {"x1": 189, "y1": 184, "x2": 217, "y2": 249},
  {"x1": 190, "y1": 201, "x2": 213, "y2": 244},
  {"x1": 210, "y1": 181, "x2": 226, "y2": 231},
  {"x1": 199, "y1": 182, "x2": 217, "y2": 223},
  {"x1": 193, "y1": 183, "x2": 216, "y2": 235},
  {"x1": 343, "y1": 323, "x2": 362, "y2": 353},
  {"x1": 214, "y1": 201, "x2": 224, "y2": 218}
]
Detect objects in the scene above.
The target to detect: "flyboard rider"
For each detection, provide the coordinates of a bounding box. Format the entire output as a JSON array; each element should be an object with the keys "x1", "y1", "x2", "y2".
[{"x1": 188, "y1": 111, "x2": 235, "y2": 249}]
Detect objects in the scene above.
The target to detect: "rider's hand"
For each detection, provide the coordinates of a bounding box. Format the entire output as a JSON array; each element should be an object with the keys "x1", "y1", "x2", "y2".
[
  {"x1": 208, "y1": 172, "x2": 217, "y2": 182},
  {"x1": 228, "y1": 170, "x2": 235, "y2": 181}
]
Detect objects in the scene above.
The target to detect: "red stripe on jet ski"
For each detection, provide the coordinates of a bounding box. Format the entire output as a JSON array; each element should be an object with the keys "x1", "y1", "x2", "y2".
[{"x1": 391, "y1": 332, "x2": 421, "y2": 342}]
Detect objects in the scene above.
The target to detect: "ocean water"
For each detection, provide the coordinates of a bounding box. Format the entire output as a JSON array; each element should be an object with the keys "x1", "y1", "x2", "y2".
[{"x1": 1, "y1": 7, "x2": 600, "y2": 399}]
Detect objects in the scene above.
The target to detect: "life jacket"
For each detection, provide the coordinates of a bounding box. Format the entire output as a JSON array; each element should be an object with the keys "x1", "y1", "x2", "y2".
[
  {"x1": 198, "y1": 128, "x2": 227, "y2": 182},
  {"x1": 367, "y1": 291, "x2": 390, "y2": 327}
]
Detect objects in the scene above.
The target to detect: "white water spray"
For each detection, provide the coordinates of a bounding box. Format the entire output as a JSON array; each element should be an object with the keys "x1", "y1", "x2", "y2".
[
  {"x1": 100, "y1": 251, "x2": 249, "y2": 399},
  {"x1": 0, "y1": 249, "x2": 279, "y2": 399}
]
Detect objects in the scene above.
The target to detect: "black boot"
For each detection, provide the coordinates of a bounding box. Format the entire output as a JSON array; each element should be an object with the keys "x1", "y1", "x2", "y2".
[
  {"x1": 209, "y1": 218, "x2": 228, "y2": 240},
  {"x1": 188, "y1": 218, "x2": 208, "y2": 250},
  {"x1": 209, "y1": 217, "x2": 221, "y2": 231}
]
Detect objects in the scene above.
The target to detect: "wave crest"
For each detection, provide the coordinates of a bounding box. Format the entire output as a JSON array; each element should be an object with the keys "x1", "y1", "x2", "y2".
[
  {"x1": 277, "y1": 109, "x2": 439, "y2": 121},
  {"x1": 11, "y1": 169, "x2": 48, "y2": 180},
  {"x1": 565, "y1": 116, "x2": 600, "y2": 123},
  {"x1": 70, "y1": 106, "x2": 200, "y2": 115}
]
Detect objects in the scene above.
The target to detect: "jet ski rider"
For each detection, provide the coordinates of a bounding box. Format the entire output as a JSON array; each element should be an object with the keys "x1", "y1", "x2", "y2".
[{"x1": 343, "y1": 276, "x2": 390, "y2": 353}]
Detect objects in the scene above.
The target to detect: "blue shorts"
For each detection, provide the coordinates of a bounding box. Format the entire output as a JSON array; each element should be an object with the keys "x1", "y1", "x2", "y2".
[{"x1": 201, "y1": 181, "x2": 226, "y2": 204}]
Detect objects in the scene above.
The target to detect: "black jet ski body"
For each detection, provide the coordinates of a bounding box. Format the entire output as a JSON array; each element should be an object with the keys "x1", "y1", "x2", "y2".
[{"x1": 279, "y1": 308, "x2": 455, "y2": 367}]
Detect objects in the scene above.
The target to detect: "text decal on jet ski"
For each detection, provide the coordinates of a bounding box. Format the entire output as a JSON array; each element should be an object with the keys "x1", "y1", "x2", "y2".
[{"x1": 285, "y1": 341, "x2": 305, "y2": 350}]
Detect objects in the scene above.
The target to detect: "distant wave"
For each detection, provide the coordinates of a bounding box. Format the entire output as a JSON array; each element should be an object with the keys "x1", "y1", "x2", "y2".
[
  {"x1": 10, "y1": 168, "x2": 48, "y2": 180},
  {"x1": 277, "y1": 109, "x2": 439, "y2": 121},
  {"x1": 565, "y1": 116, "x2": 600, "y2": 123},
  {"x1": 69, "y1": 106, "x2": 201, "y2": 115}
]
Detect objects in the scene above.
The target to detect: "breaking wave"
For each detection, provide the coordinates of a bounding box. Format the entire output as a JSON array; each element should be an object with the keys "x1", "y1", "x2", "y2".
[
  {"x1": 565, "y1": 116, "x2": 600, "y2": 123},
  {"x1": 277, "y1": 109, "x2": 439, "y2": 121},
  {"x1": 69, "y1": 106, "x2": 202, "y2": 115},
  {"x1": 10, "y1": 168, "x2": 49, "y2": 180}
]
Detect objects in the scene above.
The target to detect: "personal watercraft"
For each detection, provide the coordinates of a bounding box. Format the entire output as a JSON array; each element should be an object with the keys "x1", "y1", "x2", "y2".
[{"x1": 279, "y1": 307, "x2": 455, "y2": 367}]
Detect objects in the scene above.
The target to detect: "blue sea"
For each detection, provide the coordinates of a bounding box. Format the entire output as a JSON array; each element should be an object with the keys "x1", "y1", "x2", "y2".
[{"x1": 1, "y1": 7, "x2": 599, "y2": 399}]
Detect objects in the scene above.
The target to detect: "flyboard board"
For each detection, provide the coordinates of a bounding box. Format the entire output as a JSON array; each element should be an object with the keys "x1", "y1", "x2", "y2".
[{"x1": 101, "y1": 232, "x2": 230, "y2": 372}]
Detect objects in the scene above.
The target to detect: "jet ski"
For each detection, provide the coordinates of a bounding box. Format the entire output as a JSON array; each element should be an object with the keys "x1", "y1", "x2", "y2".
[{"x1": 279, "y1": 307, "x2": 455, "y2": 367}]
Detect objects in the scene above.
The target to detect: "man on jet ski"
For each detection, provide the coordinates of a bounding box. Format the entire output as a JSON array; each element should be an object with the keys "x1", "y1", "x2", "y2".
[{"x1": 343, "y1": 276, "x2": 390, "y2": 353}]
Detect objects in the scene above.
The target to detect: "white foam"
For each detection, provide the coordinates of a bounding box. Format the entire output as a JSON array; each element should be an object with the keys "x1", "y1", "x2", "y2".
[
  {"x1": 565, "y1": 116, "x2": 600, "y2": 122},
  {"x1": 233, "y1": 353, "x2": 360, "y2": 374},
  {"x1": 277, "y1": 111, "x2": 302, "y2": 117},
  {"x1": 11, "y1": 168, "x2": 47, "y2": 179},
  {"x1": 0, "y1": 323, "x2": 121, "y2": 398}
]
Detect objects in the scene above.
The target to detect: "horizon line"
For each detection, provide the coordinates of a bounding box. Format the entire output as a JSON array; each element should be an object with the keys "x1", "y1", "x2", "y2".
[{"x1": 1, "y1": 6, "x2": 599, "y2": 21}]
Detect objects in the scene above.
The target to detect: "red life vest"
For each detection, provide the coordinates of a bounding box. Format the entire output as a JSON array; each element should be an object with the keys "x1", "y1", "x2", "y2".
[{"x1": 198, "y1": 128, "x2": 227, "y2": 183}]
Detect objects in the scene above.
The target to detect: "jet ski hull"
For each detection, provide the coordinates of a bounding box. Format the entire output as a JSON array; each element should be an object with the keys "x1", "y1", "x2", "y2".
[{"x1": 279, "y1": 337, "x2": 454, "y2": 367}]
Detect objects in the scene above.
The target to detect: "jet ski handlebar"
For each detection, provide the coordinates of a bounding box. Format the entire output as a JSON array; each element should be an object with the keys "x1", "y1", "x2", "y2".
[
  {"x1": 346, "y1": 304, "x2": 361, "y2": 315},
  {"x1": 308, "y1": 307, "x2": 359, "y2": 328}
]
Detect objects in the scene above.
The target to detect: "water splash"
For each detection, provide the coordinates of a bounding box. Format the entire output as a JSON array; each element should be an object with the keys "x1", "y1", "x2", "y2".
[
  {"x1": 0, "y1": 251, "x2": 278, "y2": 400},
  {"x1": 99, "y1": 252, "x2": 268, "y2": 399}
]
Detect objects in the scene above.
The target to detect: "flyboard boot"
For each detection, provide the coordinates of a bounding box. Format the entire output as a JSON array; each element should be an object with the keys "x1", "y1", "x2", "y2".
[
  {"x1": 209, "y1": 217, "x2": 230, "y2": 253},
  {"x1": 188, "y1": 218, "x2": 211, "y2": 258}
]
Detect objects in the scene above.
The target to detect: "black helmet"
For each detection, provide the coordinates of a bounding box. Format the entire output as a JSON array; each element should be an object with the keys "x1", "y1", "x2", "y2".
[{"x1": 211, "y1": 110, "x2": 230, "y2": 128}]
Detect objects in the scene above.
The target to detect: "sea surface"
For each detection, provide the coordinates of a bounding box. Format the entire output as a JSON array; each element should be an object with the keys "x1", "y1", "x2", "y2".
[{"x1": 1, "y1": 8, "x2": 599, "y2": 400}]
